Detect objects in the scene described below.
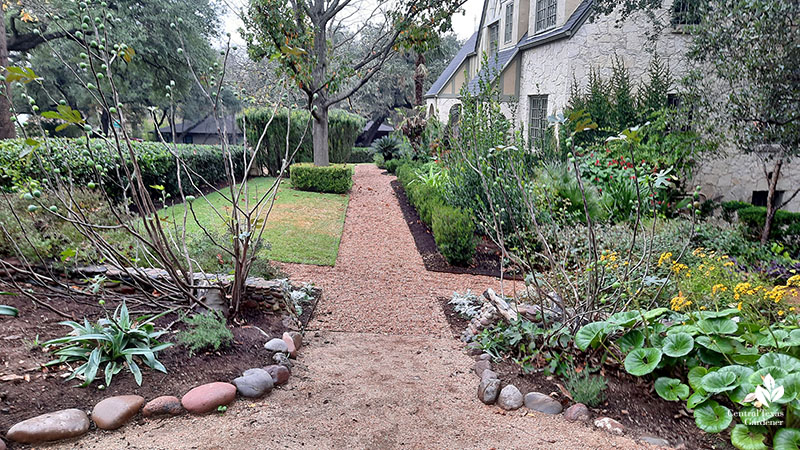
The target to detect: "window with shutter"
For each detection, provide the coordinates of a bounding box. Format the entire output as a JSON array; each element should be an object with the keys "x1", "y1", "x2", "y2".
[{"x1": 504, "y1": 3, "x2": 514, "y2": 43}]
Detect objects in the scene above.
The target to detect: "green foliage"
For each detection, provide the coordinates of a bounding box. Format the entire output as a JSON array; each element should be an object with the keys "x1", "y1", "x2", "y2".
[
  {"x1": 539, "y1": 163, "x2": 605, "y2": 224},
  {"x1": 384, "y1": 158, "x2": 405, "y2": 175},
  {"x1": 610, "y1": 55, "x2": 637, "y2": 132},
  {"x1": 289, "y1": 163, "x2": 353, "y2": 194},
  {"x1": 432, "y1": 205, "x2": 475, "y2": 266},
  {"x1": 177, "y1": 311, "x2": 234, "y2": 357},
  {"x1": 0, "y1": 305, "x2": 19, "y2": 317},
  {"x1": 371, "y1": 135, "x2": 405, "y2": 162},
  {"x1": 240, "y1": 108, "x2": 364, "y2": 174},
  {"x1": 348, "y1": 147, "x2": 375, "y2": 163},
  {"x1": 637, "y1": 54, "x2": 673, "y2": 120},
  {"x1": 722, "y1": 201, "x2": 754, "y2": 222},
  {"x1": 737, "y1": 206, "x2": 800, "y2": 252},
  {"x1": 448, "y1": 290, "x2": 482, "y2": 319},
  {"x1": 0, "y1": 187, "x2": 132, "y2": 264},
  {"x1": 565, "y1": 368, "x2": 608, "y2": 407},
  {"x1": 44, "y1": 302, "x2": 171, "y2": 387},
  {"x1": 0, "y1": 138, "x2": 245, "y2": 202}
]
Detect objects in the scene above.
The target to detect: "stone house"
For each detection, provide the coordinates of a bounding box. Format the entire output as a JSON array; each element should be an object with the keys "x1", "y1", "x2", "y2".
[{"x1": 425, "y1": 0, "x2": 799, "y2": 211}]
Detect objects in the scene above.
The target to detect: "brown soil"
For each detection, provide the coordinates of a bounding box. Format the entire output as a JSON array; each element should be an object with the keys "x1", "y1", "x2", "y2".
[
  {"x1": 440, "y1": 296, "x2": 732, "y2": 449},
  {"x1": 6, "y1": 165, "x2": 652, "y2": 449},
  {"x1": 0, "y1": 284, "x2": 309, "y2": 433},
  {"x1": 391, "y1": 179, "x2": 524, "y2": 280}
]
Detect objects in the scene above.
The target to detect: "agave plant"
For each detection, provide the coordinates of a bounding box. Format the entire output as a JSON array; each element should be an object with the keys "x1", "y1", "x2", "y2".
[
  {"x1": 44, "y1": 301, "x2": 172, "y2": 387},
  {"x1": 370, "y1": 135, "x2": 403, "y2": 161}
]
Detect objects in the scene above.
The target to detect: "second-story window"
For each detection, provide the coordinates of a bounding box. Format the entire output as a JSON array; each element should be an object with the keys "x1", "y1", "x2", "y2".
[
  {"x1": 488, "y1": 23, "x2": 499, "y2": 53},
  {"x1": 504, "y1": 3, "x2": 514, "y2": 43},
  {"x1": 535, "y1": 0, "x2": 557, "y2": 32}
]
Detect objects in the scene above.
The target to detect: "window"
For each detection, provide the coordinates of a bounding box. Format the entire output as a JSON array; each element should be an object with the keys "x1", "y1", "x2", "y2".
[
  {"x1": 504, "y1": 3, "x2": 514, "y2": 43},
  {"x1": 535, "y1": 0, "x2": 557, "y2": 32},
  {"x1": 488, "y1": 23, "x2": 499, "y2": 53},
  {"x1": 183, "y1": 134, "x2": 194, "y2": 144},
  {"x1": 671, "y1": 0, "x2": 702, "y2": 25},
  {"x1": 528, "y1": 95, "x2": 548, "y2": 146},
  {"x1": 752, "y1": 190, "x2": 784, "y2": 208}
]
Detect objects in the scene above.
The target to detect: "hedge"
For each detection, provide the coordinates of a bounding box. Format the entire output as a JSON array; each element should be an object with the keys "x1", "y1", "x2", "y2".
[
  {"x1": 289, "y1": 163, "x2": 353, "y2": 194},
  {"x1": 0, "y1": 138, "x2": 244, "y2": 201},
  {"x1": 240, "y1": 108, "x2": 365, "y2": 175},
  {"x1": 721, "y1": 200, "x2": 752, "y2": 222},
  {"x1": 396, "y1": 161, "x2": 475, "y2": 265},
  {"x1": 348, "y1": 147, "x2": 375, "y2": 163},
  {"x1": 734, "y1": 205, "x2": 800, "y2": 254},
  {"x1": 433, "y1": 205, "x2": 475, "y2": 266}
]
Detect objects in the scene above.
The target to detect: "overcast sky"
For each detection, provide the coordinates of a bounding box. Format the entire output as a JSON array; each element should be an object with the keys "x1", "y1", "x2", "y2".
[{"x1": 221, "y1": 0, "x2": 483, "y2": 45}]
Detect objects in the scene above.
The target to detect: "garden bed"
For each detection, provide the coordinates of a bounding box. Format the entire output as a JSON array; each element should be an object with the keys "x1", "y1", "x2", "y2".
[
  {"x1": 0, "y1": 283, "x2": 318, "y2": 433},
  {"x1": 438, "y1": 296, "x2": 731, "y2": 450},
  {"x1": 392, "y1": 180, "x2": 522, "y2": 279}
]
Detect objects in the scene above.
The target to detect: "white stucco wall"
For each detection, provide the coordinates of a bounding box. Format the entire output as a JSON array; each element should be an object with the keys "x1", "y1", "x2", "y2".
[
  {"x1": 517, "y1": 10, "x2": 690, "y2": 130},
  {"x1": 692, "y1": 154, "x2": 800, "y2": 212},
  {"x1": 426, "y1": 97, "x2": 462, "y2": 124}
]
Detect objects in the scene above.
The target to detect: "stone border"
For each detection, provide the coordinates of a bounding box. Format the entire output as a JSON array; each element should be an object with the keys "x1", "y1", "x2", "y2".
[{"x1": 1, "y1": 331, "x2": 304, "y2": 448}]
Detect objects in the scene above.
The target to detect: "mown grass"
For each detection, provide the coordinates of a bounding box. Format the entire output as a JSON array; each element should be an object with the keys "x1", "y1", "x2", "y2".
[{"x1": 161, "y1": 177, "x2": 349, "y2": 266}]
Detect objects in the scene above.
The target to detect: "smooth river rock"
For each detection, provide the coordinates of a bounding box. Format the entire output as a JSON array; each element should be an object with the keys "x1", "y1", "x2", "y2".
[
  {"x1": 282, "y1": 332, "x2": 298, "y2": 357},
  {"x1": 478, "y1": 377, "x2": 501, "y2": 404},
  {"x1": 91, "y1": 395, "x2": 145, "y2": 430},
  {"x1": 233, "y1": 368, "x2": 274, "y2": 398},
  {"x1": 523, "y1": 392, "x2": 563, "y2": 415},
  {"x1": 6, "y1": 408, "x2": 90, "y2": 443},
  {"x1": 564, "y1": 403, "x2": 591, "y2": 422},
  {"x1": 264, "y1": 338, "x2": 289, "y2": 353},
  {"x1": 181, "y1": 382, "x2": 237, "y2": 414},
  {"x1": 142, "y1": 396, "x2": 184, "y2": 418},
  {"x1": 497, "y1": 385, "x2": 524, "y2": 410},
  {"x1": 265, "y1": 364, "x2": 290, "y2": 385}
]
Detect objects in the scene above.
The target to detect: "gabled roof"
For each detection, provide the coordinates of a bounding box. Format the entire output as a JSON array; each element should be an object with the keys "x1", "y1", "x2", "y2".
[
  {"x1": 363, "y1": 120, "x2": 393, "y2": 133},
  {"x1": 518, "y1": 0, "x2": 593, "y2": 50},
  {"x1": 157, "y1": 114, "x2": 242, "y2": 135},
  {"x1": 425, "y1": 31, "x2": 478, "y2": 98},
  {"x1": 465, "y1": 39, "x2": 523, "y2": 93},
  {"x1": 427, "y1": 0, "x2": 594, "y2": 98}
]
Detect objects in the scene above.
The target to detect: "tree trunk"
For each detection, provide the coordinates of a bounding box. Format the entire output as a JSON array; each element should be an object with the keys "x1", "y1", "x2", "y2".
[
  {"x1": 761, "y1": 158, "x2": 783, "y2": 245},
  {"x1": 414, "y1": 52, "x2": 426, "y2": 107},
  {"x1": 0, "y1": 18, "x2": 16, "y2": 139},
  {"x1": 312, "y1": 100, "x2": 329, "y2": 166},
  {"x1": 362, "y1": 113, "x2": 387, "y2": 146}
]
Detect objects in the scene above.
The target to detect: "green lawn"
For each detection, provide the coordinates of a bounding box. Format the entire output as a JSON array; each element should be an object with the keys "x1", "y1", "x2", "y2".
[{"x1": 162, "y1": 177, "x2": 349, "y2": 266}]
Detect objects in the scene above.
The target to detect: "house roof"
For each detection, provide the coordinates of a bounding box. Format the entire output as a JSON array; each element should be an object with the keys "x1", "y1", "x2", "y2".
[
  {"x1": 426, "y1": 0, "x2": 594, "y2": 98},
  {"x1": 465, "y1": 41, "x2": 522, "y2": 93},
  {"x1": 363, "y1": 120, "x2": 393, "y2": 133},
  {"x1": 156, "y1": 114, "x2": 242, "y2": 136},
  {"x1": 425, "y1": 31, "x2": 479, "y2": 98}
]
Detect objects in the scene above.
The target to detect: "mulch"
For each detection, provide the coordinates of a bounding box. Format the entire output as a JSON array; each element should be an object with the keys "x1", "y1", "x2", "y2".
[
  {"x1": 438, "y1": 296, "x2": 732, "y2": 450},
  {"x1": 0, "y1": 283, "x2": 314, "y2": 433},
  {"x1": 390, "y1": 179, "x2": 523, "y2": 280}
]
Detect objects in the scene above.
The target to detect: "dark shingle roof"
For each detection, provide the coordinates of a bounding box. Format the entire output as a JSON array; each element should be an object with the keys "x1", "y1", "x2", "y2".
[
  {"x1": 428, "y1": 0, "x2": 594, "y2": 97},
  {"x1": 425, "y1": 31, "x2": 479, "y2": 98},
  {"x1": 363, "y1": 120, "x2": 393, "y2": 133},
  {"x1": 465, "y1": 42, "x2": 522, "y2": 93},
  {"x1": 518, "y1": 0, "x2": 593, "y2": 50},
  {"x1": 157, "y1": 114, "x2": 241, "y2": 135}
]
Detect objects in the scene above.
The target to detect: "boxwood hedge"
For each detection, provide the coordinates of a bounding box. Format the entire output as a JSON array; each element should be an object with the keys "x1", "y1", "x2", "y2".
[{"x1": 0, "y1": 138, "x2": 245, "y2": 201}]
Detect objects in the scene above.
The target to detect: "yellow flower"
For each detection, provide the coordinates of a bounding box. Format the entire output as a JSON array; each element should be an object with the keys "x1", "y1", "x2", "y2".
[
  {"x1": 658, "y1": 252, "x2": 673, "y2": 266},
  {"x1": 670, "y1": 291, "x2": 692, "y2": 311},
  {"x1": 778, "y1": 310, "x2": 785, "y2": 316},
  {"x1": 788, "y1": 275, "x2": 800, "y2": 287},
  {"x1": 737, "y1": 302, "x2": 742, "y2": 311},
  {"x1": 712, "y1": 284, "x2": 728, "y2": 295}
]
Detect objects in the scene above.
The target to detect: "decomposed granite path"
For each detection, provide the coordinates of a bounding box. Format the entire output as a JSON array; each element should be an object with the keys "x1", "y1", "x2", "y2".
[{"x1": 57, "y1": 164, "x2": 649, "y2": 449}]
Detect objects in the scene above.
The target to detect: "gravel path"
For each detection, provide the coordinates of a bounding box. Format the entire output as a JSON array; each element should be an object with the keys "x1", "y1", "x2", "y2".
[{"x1": 55, "y1": 165, "x2": 648, "y2": 449}]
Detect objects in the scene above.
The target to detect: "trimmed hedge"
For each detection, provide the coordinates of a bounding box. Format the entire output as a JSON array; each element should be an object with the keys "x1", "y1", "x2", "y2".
[
  {"x1": 289, "y1": 163, "x2": 353, "y2": 194},
  {"x1": 396, "y1": 161, "x2": 475, "y2": 265},
  {"x1": 433, "y1": 206, "x2": 475, "y2": 266},
  {"x1": 721, "y1": 200, "x2": 753, "y2": 222},
  {"x1": 348, "y1": 147, "x2": 375, "y2": 163},
  {"x1": 737, "y1": 205, "x2": 800, "y2": 246},
  {"x1": 0, "y1": 138, "x2": 244, "y2": 201},
  {"x1": 240, "y1": 108, "x2": 365, "y2": 175}
]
